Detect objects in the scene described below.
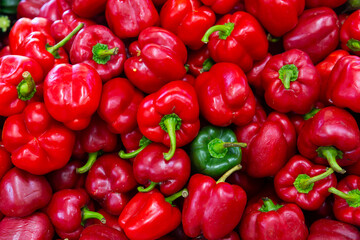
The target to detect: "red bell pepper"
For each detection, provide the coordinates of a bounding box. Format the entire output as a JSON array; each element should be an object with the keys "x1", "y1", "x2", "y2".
[
  {"x1": 244, "y1": 0, "x2": 305, "y2": 37},
  {"x1": 97, "y1": 78, "x2": 144, "y2": 134},
  {"x1": 200, "y1": 0, "x2": 240, "y2": 14},
  {"x1": 340, "y1": 10, "x2": 360, "y2": 55},
  {"x1": 0, "y1": 55, "x2": 44, "y2": 117},
  {"x1": 2, "y1": 102, "x2": 76, "y2": 175},
  {"x1": 119, "y1": 128, "x2": 151, "y2": 161},
  {"x1": 17, "y1": 0, "x2": 49, "y2": 19},
  {"x1": 43, "y1": 63, "x2": 102, "y2": 130},
  {"x1": 124, "y1": 27, "x2": 187, "y2": 94},
  {"x1": 305, "y1": 0, "x2": 347, "y2": 8},
  {"x1": 133, "y1": 143, "x2": 191, "y2": 195},
  {"x1": 39, "y1": 0, "x2": 62, "y2": 22},
  {"x1": 85, "y1": 154, "x2": 137, "y2": 215},
  {"x1": 106, "y1": 0, "x2": 159, "y2": 39},
  {"x1": 246, "y1": 53, "x2": 271, "y2": 96},
  {"x1": 0, "y1": 145, "x2": 11, "y2": 180},
  {"x1": 71, "y1": 0, "x2": 107, "y2": 18},
  {"x1": 261, "y1": 49, "x2": 321, "y2": 114},
  {"x1": 308, "y1": 218, "x2": 360, "y2": 240},
  {"x1": 137, "y1": 80, "x2": 200, "y2": 160},
  {"x1": 297, "y1": 106, "x2": 360, "y2": 174},
  {"x1": 238, "y1": 198, "x2": 309, "y2": 240},
  {"x1": 186, "y1": 46, "x2": 214, "y2": 77},
  {"x1": 274, "y1": 155, "x2": 337, "y2": 211},
  {"x1": 119, "y1": 189, "x2": 188, "y2": 240},
  {"x1": 160, "y1": 0, "x2": 216, "y2": 50},
  {"x1": 87, "y1": 209, "x2": 123, "y2": 232},
  {"x1": 201, "y1": 11, "x2": 268, "y2": 72},
  {"x1": 79, "y1": 224, "x2": 128, "y2": 240},
  {"x1": 283, "y1": 7, "x2": 340, "y2": 64},
  {"x1": 182, "y1": 165, "x2": 247, "y2": 239},
  {"x1": 195, "y1": 62, "x2": 256, "y2": 127},
  {"x1": 0, "y1": 212, "x2": 54, "y2": 240}
]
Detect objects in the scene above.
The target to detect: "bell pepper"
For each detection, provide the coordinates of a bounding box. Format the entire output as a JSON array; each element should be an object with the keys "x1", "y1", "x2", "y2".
[
  {"x1": 195, "y1": 62, "x2": 256, "y2": 127},
  {"x1": 133, "y1": 143, "x2": 191, "y2": 195},
  {"x1": 2, "y1": 102, "x2": 76, "y2": 175},
  {"x1": 297, "y1": 106, "x2": 360, "y2": 174},
  {"x1": 137, "y1": 80, "x2": 200, "y2": 160},
  {"x1": 246, "y1": 53, "x2": 271, "y2": 96},
  {"x1": 119, "y1": 189, "x2": 188, "y2": 240},
  {"x1": 124, "y1": 27, "x2": 187, "y2": 94},
  {"x1": 261, "y1": 49, "x2": 321, "y2": 114},
  {"x1": 0, "y1": 167, "x2": 52, "y2": 217},
  {"x1": 200, "y1": 0, "x2": 240, "y2": 14},
  {"x1": 0, "y1": 212, "x2": 54, "y2": 240},
  {"x1": 160, "y1": 0, "x2": 216, "y2": 50},
  {"x1": 106, "y1": 0, "x2": 159, "y2": 39},
  {"x1": 43, "y1": 63, "x2": 102, "y2": 130},
  {"x1": 274, "y1": 155, "x2": 337, "y2": 211},
  {"x1": 17, "y1": 0, "x2": 49, "y2": 19},
  {"x1": 47, "y1": 188, "x2": 106, "y2": 239},
  {"x1": 340, "y1": 9, "x2": 360, "y2": 55},
  {"x1": 119, "y1": 127, "x2": 151, "y2": 160},
  {"x1": 244, "y1": 0, "x2": 305, "y2": 37},
  {"x1": 71, "y1": 0, "x2": 107, "y2": 18},
  {"x1": 305, "y1": 0, "x2": 346, "y2": 8},
  {"x1": 238, "y1": 198, "x2": 309, "y2": 240},
  {"x1": 201, "y1": 11, "x2": 268, "y2": 72},
  {"x1": 283, "y1": 7, "x2": 340, "y2": 64},
  {"x1": 186, "y1": 46, "x2": 214, "y2": 77},
  {"x1": 97, "y1": 78, "x2": 144, "y2": 134},
  {"x1": 85, "y1": 154, "x2": 137, "y2": 215},
  {"x1": 189, "y1": 125, "x2": 246, "y2": 178},
  {"x1": 79, "y1": 224, "x2": 128, "y2": 240},
  {"x1": 0, "y1": 145, "x2": 11, "y2": 180},
  {"x1": 182, "y1": 165, "x2": 246, "y2": 239},
  {"x1": 39, "y1": 0, "x2": 62, "y2": 22},
  {"x1": 0, "y1": 55, "x2": 44, "y2": 117},
  {"x1": 308, "y1": 218, "x2": 360, "y2": 240}
]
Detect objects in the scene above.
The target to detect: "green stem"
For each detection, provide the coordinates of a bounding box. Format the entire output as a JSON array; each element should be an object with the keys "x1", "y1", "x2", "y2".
[
  {"x1": 328, "y1": 187, "x2": 360, "y2": 207},
  {"x1": 165, "y1": 188, "x2": 188, "y2": 205},
  {"x1": 0, "y1": 15, "x2": 10, "y2": 32},
  {"x1": 267, "y1": 33, "x2": 281, "y2": 43},
  {"x1": 201, "y1": 58, "x2": 215, "y2": 73},
  {"x1": 76, "y1": 151, "x2": 99, "y2": 174},
  {"x1": 119, "y1": 136, "x2": 151, "y2": 159},
  {"x1": 216, "y1": 164, "x2": 242, "y2": 184},
  {"x1": 278, "y1": 64, "x2": 299, "y2": 89},
  {"x1": 137, "y1": 181, "x2": 158, "y2": 192},
  {"x1": 209, "y1": 138, "x2": 247, "y2": 159},
  {"x1": 202, "y1": 23, "x2": 235, "y2": 43},
  {"x1": 294, "y1": 168, "x2": 334, "y2": 194},
  {"x1": 303, "y1": 108, "x2": 321, "y2": 120},
  {"x1": 347, "y1": 38, "x2": 360, "y2": 52},
  {"x1": 17, "y1": 71, "x2": 36, "y2": 101},
  {"x1": 160, "y1": 113, "x2": 182, "y2": 161},
  {"x1": 303, "y1": 168, "x2": 334, "y2": 186},
  {"x1": 81, "y1": 207, "x2": 106, "y2": 226},
  {"x1": 348, "y1": 0, "x2": 360, "y2": 9},
  {"x1": 259, "y1": 198, "x2": 283, "y2": 212},
  {"x1": 316, "y1": 146, "x2": 346, "y2": 174}
]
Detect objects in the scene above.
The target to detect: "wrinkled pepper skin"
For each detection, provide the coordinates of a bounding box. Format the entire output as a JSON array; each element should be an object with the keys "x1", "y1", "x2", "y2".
[
  {"x1": 274, "y1": 155, "x2": 337, "y2": 211},
  {"x1": 0, "y1": 145, "x2": 11, "y2": 180},
  {"x1": 0, "y1": 212, "x2": 54, "y2": 240},
  {"x1": 305, "y1": 0, "x2": 346, "y2": 8},
  {"x1": 125, "y1": 27, "x2": 187, "y2": 94},
  {"x1": 2, "y1": 102, "x2": 76, "y2": 175},
  {"x1": 244, "y1": 0, "x2": 305, "y2": 37},
  {"x1": 283, "y1": 7, "x2": 340, "y2": 64},
  {"x1": 340, "y1": 10, "x2": 360, "y2": 55},
  {"x1": 160, "y1": 0, "x2": 216, "y2": 50},
  {"x1": 97, "y1": 78, "x2": 144, "y2": 134},
  {"x1": 106, "y1": 0, "x2": 159, "y2": 39},
  {"x1": 0, "y1": 55, "x2": 44, "y2": 117},
  {"x1": 200, "y1": 0, "x2": 240, "y2": 14},
  {"x1": 195, "y1": 62, "x2": 256, "y2": 127},
  {"x1": 308, "y1": 218, "x2": 360, "y2": 240},
  {"x1": 79, "y1": 224, "x2": 128, "y2": 240},
  {"x1": 71, "y1": 0, "x2": 107, "y2": 18},
  {"x1": 44, "y1": 63, "x2": 102, "y2": 130},
  {"x1": 0, "y1": 167, "x2": 52, "y2": 217}
]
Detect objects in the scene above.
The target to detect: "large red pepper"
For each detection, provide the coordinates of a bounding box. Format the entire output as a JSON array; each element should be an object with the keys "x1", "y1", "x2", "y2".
[
  {"x1": 71, "y1": 0, "x2": 107, "y2": 18},
  {"x1": 85, "y1": 154, "x2": 137, "y2": 215},
  {"x1": 43, "y1": 63, "x2": 102, "y2": 130},
  {"x1": 0, "y1": 55, "x2": 44, "y2": 117},
  {"x1": 0, "y1": 145, "x2": 11, "y2": 180},
  {"x1": 274, "y1": 155, "x2": 337, "y2": 210},
  {"x1": 79, "y1": 224, "x2": 128, "y2": 240},
  {"x1": 261, "y1": 49, "x2": 321, "y2": 114},
  {"x1": 160, "y1": 0, "x2": 216, "y2": 50},
  {"x1": 200, "y1": 0, "x2": 240, "y2": 14},
  {"x1": 283, "y1": 7, "x2": 340, "y2": 64},
  {"x1": 186, "y1": 46, "x2": 214, "y2": 77},
  {"x1": 308, "y1": 218, "x2": 360, "y2": 240},
  {"x1": 2, "y1": 102, "x2": 76, "y2": 175},
  {"x1": 238, "y1": 198, "x2": 309, "y2": 240},
  {"x1": 297, "y1": 106, "x2": 360, "y2": 174},
  {"x1": 340, "y1": 10, "x2": 360, "y2": 55},
  {"x1": 244, "y1": 0, "x2": 305, "y2": 37},
  {"x1": 17, "y1": 0, "x2": 49, "y2": 19},
  {"x1": 124, "y1": 27, "x2": 187, "y2": 94},
  {"x1": 97, "y1": 78, "x2": 144, "y2": 134},
  {"x1": 305, "y1": 0, "x2": 346, "y2": 8},
  {"x1": 106, "y1": 0, "x2": 159, "y2": 39},
  {"x1": 137, "y1": 80, "x2": 200, "y2": 160},
  {"x1": 201, "y1": 11, "x2": 268, "y2": 72},
  {"x1": 195, "y1": 62, "x2": 256, "y2": 127}
]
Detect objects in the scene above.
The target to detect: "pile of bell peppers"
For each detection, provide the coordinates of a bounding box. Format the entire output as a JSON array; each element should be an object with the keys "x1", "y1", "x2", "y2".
[{"x1": 3, "y1": 0, "x2": 360, "y2": 239}]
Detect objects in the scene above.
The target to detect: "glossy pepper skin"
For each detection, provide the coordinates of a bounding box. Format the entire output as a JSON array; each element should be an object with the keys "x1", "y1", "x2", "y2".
[
  {"x1": 125, "y1": 27, "x2": 187, "y2": 94},
  {"x1": 200, "y1": 0, "x2": 240, "y2": 14},
  {"x1": 195, "y1": 62, "x2": 256, "y2": 127},
  {"x1": 239, "y1": 198, "x2": 308, "y2": 240},
  {"x1": 79, "y1": 224, "x2": 128, "y2": 240},
  {"x1": 202, "y1": 11, "x2": 268, "y2": 72},
  {"x1": 261, "y1": 49, "x2": 321, "y2": 114},
  {"x1": 2, "y1": 102, "x2": 76, "y2": 175},
  {"x1": 340, "y1": 10, "x2": 360, "y2": 55},
  {"x1": 308, "y1": 218, "x2": 360, "y2": 240},
  {"x1": 106, "y1": 0, "x2": 159, "y2": 39},
  {"x1": 17, "y1": 0, "x2": 49, "y2": 19},
  {"x1": 190, "y1": 125, "x2": 246, "y2": 178},
  {"x1": 297, "y1": 106, "x2": 360, "y2": 174},
  {"x1": 244, "y1": 0, "x2": 305, "y2": 37},
  {"x1": 160, "y1": 0, "x2": 216, "y2": 50},
  {"x1": 274, "y1": 155, "x2": 337, "y2": 211},
  {"x1": 133, "y1": 143, "x2": 191, "y2": 195},
  {"x1": 0, "y1": 212, "x2": 54, "y2": 240},
  {"x1": 137, "y1": 81, "x2": 200, "y2": 160},
  {"x1": 0, "y1": 167, "x2": 52, "y2": 217},
  {"x1": 0, "y1": 55, "x2": 44, "y2": 117},
  {"x1": 85, "y1": 154, "x2": 137, "y2": 215},
  {"x1": 71, "y1": 0, "x2": 107, "y2": 18},
  {"x1": 97, "y1": 78, "x2": 144, "y2": 134},
  {"x1": 283, "y1": 7, "x2": 340, "y2": 64},
  {"x1": 44, "y1": 63, "x2": 102, "y2": 130},
  {"x1": 70, "y1": 25, "x2": 127, "y2": 82},
  {"x1": 182, "y1": 166, "x2": 247, "y2": 240}
]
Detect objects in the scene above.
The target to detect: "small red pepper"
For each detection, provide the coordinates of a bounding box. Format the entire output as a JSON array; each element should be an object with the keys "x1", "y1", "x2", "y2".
[
  {"x1": 200, "y1": 0, "x2": 240, "y2": 14},
  {"x1": 186, "y1": 46, "x2": 214, "y2": 77},
  {"x1": 71, "y1": 0, "x2": 107, "y2": 18},
  {"x1": 308, "y1": 218, "x2": 360, "y2": 240},
  {"x1": 79, "y1": 224, "x2": 128, "y2": 240},
  {"x1": 340, "y1": 9, "x2": 360, "y2": 55}
]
